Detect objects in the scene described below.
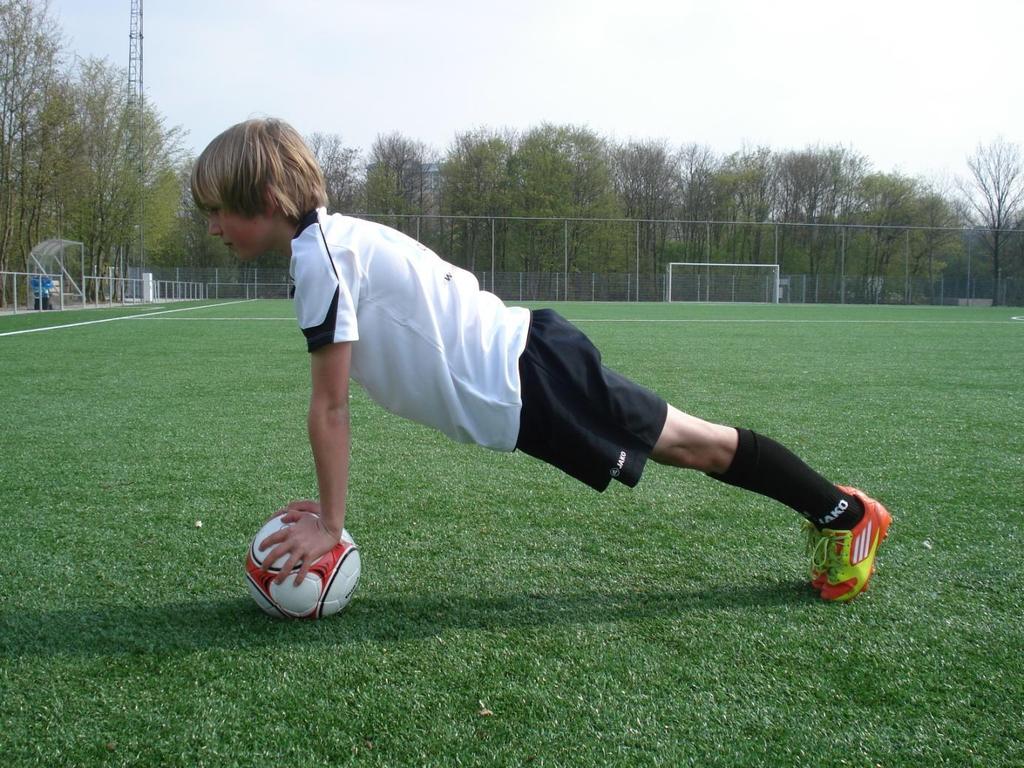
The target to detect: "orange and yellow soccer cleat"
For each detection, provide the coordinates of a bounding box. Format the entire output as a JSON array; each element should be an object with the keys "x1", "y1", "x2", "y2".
[
  {"x1": 804, "y1": 521, "x2": 828, "y2": 590},
  {"x1": 813, "y1": 487, "x2": 892, "y2": 602}
]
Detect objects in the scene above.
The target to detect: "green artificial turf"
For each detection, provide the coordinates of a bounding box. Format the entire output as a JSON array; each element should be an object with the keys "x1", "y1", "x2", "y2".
[{"x1": 1, "y1": 300, "x2": 1022, "y2": 767}]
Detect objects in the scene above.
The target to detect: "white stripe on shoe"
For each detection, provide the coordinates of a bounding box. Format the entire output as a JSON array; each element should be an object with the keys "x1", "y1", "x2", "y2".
[{"x1": 853, "y1": 520, "x2": 874, "y2": 564}]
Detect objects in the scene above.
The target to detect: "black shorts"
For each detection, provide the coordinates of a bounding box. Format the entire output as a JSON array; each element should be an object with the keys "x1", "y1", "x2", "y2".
[{"x1": 515, "y1": 309, "x2": 668, "y2": 492}]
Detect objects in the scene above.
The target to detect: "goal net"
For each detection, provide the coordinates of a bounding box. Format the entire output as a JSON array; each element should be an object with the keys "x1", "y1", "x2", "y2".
[{"x1": 666, "y1": 262, "x2": 780, "y2": 303}]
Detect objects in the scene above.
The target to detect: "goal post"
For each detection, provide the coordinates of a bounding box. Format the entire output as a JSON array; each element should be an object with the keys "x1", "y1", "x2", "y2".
[{"x1": 666, "y1": 262, "x2": 780, "y2": 304}]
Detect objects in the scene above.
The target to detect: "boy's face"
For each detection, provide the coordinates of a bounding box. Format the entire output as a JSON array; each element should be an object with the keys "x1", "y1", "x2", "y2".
[{"x1": 206, "y1": 209, "x2": 288, "y2": 261}]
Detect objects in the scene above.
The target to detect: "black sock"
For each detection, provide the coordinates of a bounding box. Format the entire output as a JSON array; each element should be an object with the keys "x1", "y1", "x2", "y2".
[{"x1": 710, "y1": 429, "x2": 864, "y2": 529}]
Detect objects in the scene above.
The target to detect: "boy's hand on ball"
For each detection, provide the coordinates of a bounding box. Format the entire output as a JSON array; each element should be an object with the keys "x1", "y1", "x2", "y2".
[{"x1": 260, "y1": 509, "x2": 341, "y2": 586}]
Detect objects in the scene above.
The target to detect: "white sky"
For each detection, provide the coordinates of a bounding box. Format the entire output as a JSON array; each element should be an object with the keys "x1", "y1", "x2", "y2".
[{"x1": 48, "y1": 0, "x2": 1024, "y2": 182}]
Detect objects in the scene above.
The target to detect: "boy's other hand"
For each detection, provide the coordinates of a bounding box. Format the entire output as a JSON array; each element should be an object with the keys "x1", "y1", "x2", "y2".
[{"x1": 259, "y1": 501, "x2": 341, "y2": 586}]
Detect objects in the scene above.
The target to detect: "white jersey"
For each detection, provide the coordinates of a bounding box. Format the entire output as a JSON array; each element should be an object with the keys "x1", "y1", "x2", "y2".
[{"x1": 289, "y1": 210, "x2": 531, "y2": 451}]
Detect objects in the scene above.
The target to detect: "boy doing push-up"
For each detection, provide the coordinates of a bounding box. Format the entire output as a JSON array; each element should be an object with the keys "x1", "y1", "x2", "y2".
[{"x1": 191, "y1": 118, "x2": 891, "y2": 603}]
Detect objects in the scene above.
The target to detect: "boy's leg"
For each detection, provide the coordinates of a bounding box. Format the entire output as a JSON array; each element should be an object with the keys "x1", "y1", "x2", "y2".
[
  {"x1": 651, "y1": 405, "x2": 890, "y2": 601},
  {"x1": 651, "y1": 405, "x2": 863, "y2": 528},
  {"x1": 649, "y1": 406, "x2": 739, "y2": 475}
]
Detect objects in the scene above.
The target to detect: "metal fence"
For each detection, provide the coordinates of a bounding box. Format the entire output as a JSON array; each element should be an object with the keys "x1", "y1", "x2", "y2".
[
  {"x1": 0, "y1": 268, "x2": 289, "y2": 313},
  {"x1": 0, "y1": 270, "x2": 209, "y2": 314},
  {"x1": 3, "y1": 215, "x2": 1021, "y2": 311},
  {"x1": 353, "y1": 213, "x2": 1023, "y2": 306},
  {"x1": 3, "y1": 266, "x2": 1009, "y2": 314}
]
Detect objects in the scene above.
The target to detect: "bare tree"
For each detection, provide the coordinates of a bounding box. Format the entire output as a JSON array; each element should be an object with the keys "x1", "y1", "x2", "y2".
[
  {"x1": 777, "y1": 145, "x2": 868, "y2": 275},
  {"x1": 365, "y1": 132, "x2": 437, "y2": 216},
  {"x1": 612, "y1": 139, "x2": 679, "y2": 272},
  {"x1": 675, "y1": 143, "x2": 719, "y2": 264},
  {"x1": 778, "y1": 146, "x2": 867, "y2": 224},
  {"x1": 307, "y1": 132, "x2": 361, "y2": 213},
  {"x1": 959, "y1": 137, "x2": 1024, "y2": 305},
  {"x1": 677, "y1": 143, "x2": 718, "y2": 221}
]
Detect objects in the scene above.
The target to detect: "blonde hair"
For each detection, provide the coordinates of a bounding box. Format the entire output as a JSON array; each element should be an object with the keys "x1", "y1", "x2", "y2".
[{"x1": 190, "y1": 118, "x2": 327, "y2": 220}]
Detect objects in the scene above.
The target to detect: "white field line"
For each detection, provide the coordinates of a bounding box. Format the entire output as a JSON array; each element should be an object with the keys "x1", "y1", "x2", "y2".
[
  {"x1": 0, "y1": 300, "x2": 255, "y2": 338},
  {"x1": 136, "y1": 316, "x2": 290, "y2": 321},
  {"x1": 571, "y1": 318, "x2": 1020, "y2": 325},
  {"x1": 7, "y1": 303, "x2": 1017, "y2": 335},
  {"x1": 142, "y1": 316, "x2": 1018, "y2": 326},
  {"x1": 125, "y1": 315, "x2": 1024, "y2": 327}
]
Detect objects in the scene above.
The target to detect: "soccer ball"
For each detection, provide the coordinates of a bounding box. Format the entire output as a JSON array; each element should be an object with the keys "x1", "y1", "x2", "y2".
[{"x1": 245, "y1": 514, "x2": 361, "y2": 619}]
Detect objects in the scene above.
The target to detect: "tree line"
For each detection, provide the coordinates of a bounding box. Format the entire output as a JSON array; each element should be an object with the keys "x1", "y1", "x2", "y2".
[
  {"x1": 3, "y1": 0, "x2": 1023, "y2": 304},
  {"x1": 0, "y1": 1, "x2": 184, "y2": 283},
  {"x1": 336, "y1": 128, "x2": 1023, "y2": 303}
]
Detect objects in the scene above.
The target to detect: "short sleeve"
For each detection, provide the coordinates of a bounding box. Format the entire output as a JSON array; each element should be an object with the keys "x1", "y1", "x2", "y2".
[{"x1": 291, "y1": 228, "x2": 359, "y2": 353}]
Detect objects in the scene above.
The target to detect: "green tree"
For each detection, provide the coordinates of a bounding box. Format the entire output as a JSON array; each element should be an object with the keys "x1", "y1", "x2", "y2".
[
  {"x1": 0, "y1": 0, "x2": 64, "y2": 285},
  {"x1": 852, "y1": 172, "x2": 919, "y2": 300},
  {"x1": 63, "y1": 58, "x2": 136, "y2": 282},
  {"x1": 508, "y1": 124, "x2": 619, "y2": 275},
  {"x1": 439, "y1": 127, "x2": 513, "y2": 271},
  {"x1": 912, "y1": 187, "x2": 960, "y2": 301},
  {"x1": 715, "y1": 145, "x2": 778, "y2": 264},
  {"x1": 62, "y1": 58, "x2": 184, "y2": 287}
]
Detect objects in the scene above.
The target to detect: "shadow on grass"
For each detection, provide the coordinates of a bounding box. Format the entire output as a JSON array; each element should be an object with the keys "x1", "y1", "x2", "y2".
[{"x1": 2, "y1": 580, "x2": 813, "y2": 658}]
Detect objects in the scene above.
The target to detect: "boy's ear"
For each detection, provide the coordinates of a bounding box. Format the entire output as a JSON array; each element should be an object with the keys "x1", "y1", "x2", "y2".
[
  {"x1": 261, "y1": 185, "x2": 299, "y2": 225},
  {"x1": 261, "y1": 186, "x2": 279, "y2": 217}
]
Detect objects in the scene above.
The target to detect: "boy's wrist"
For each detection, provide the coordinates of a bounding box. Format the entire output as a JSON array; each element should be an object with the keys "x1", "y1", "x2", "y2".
[{"x1": 316, "y1": 506, "x2": 345, "y2": 538}]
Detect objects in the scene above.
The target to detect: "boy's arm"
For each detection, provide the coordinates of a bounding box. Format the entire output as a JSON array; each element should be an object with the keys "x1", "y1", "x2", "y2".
[
  {"x1": 261, "y1": 341, "x2": 353, "y2": 585},
  {"x1": 307, "y1": 340, "x2": 353, "y2": 535}
]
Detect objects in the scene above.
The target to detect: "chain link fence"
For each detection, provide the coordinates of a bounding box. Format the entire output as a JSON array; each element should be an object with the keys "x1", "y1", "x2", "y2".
[
  {"x1": 353, "y1": 214, "x2": 1021, "y2": 306},
  {"x1": 3, "y1": 216, "x2": 1021, "y2": 312}
]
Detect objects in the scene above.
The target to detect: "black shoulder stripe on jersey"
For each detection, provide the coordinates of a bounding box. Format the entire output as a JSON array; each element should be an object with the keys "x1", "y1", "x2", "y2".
[
  {"x1": 316, "y1": 220, "x2": 342, "y2": 284},
  {"x1": 303, "y1": 286, "x2": 340, "y2": 353},
  {"x1": 295, "y1": 209, "x2": 318, "y2": 237},
  {"x1": 297, "y1": 211, "x2": 344, "y2": 353}
]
